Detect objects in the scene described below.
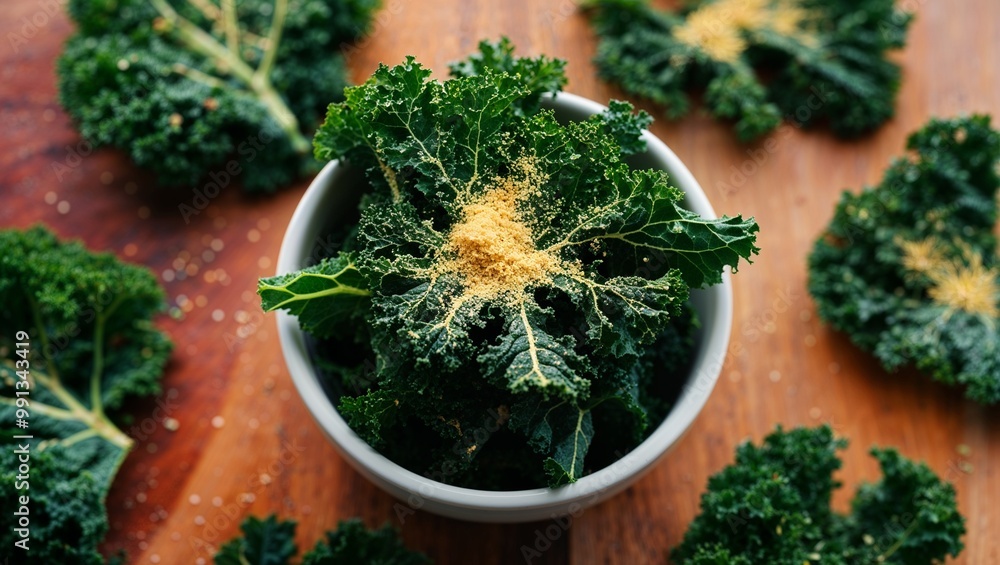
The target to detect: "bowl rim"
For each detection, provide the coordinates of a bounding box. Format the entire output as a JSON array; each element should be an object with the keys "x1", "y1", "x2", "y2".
[{"x1": 275, "y1": 91, "x2": 732, "y2": 514}]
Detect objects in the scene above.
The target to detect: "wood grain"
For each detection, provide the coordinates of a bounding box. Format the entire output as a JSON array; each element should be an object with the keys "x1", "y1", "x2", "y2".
[{"x1": 0, "y1": 0, "x2": 997, "y2": 563}]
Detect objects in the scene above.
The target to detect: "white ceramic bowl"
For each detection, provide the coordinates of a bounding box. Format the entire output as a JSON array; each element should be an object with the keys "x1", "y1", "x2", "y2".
[{"x1": 275, "y1": 92, "x2": 732, "y2": 523}]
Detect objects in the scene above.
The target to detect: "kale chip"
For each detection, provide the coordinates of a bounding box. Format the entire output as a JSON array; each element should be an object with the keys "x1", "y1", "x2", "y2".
[
  {"x1": 58, "y1": 0, "x2": 379, "y2": 191},
  {"x1": 673, "y1": 426, "x2": 965, "y2": 564},
  {"x1": 808, "y1": 116, "x2": 999, "y2": 403},
  {"x1": 215, "y1": 515, "x2": 431, "y2": 564},
  {"x1": 0, "y1": 226, "x2": 172, "y2": 562},
  {"x1": 586, "y1": 0, "x2": 912, "y2": 140}
]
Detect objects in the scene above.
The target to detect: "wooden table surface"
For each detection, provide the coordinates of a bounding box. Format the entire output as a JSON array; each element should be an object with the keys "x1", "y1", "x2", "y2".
[{"x1": 1, "y1": 0, "x2": 997, "y2": 563}]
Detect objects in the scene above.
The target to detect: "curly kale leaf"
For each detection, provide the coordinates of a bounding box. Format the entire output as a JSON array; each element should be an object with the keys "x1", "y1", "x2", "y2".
[
  {"x1": 808, "y1": 115, "x2": 1000, "y2": 403},
  {"x1": 672, "y1": 426, "x2": 965, "y2": 564},
  {"x1": 58, "y1": 0, "x2": 378, "y2": 192},
  {"x1": 265, "y1": 41, "x2": 758, "y2": 487},
  {"x1": 258, "y1": 253, "x2": 371, "y2": 339},
  {"x1": 448, "y1": 37, "x2": 568, "y2": 117},
  {"x1": 0, "y1": 226, "x2": 172, "y2": 562},
  {"x1": 215, "y1": 515, "x2": 297, "y2": 565},
  {"x1": 586, "y1": 0, "x2": 912, "y2": 140},
  {"x1": 215, "y1": 515, "x2": 431, "y2": 565},
  {"x1": 303, "y1": 518, "x2": 432, "y2": 565}
]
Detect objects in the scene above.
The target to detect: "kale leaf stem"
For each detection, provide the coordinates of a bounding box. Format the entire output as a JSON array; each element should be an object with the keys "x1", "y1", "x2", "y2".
[
  {"x1": 149, "y1": 0, "x2": 310, "y2": 154},
  {"x1": 221, "y1": 0, "x2": 240, "y2": 57},
  {"x1": 0, "y1": 297, "x2": 135, "y2": 449},
  {"x1": 875, "y1": 518, "x2": 920, "y2": 562},
  {"x1": 90, "y1": 295, "x2": 125, "y2": 419}
]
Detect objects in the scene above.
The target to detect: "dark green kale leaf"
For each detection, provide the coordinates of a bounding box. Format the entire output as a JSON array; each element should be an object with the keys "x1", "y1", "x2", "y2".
[
  {"x1": 214, "y1": 514, "x2": 297, "y2": 565},
  {"x1": 808, "y1": 115, "x2": 1000, "y2": 403},
  {"x1": 262, "y1": 40, "x2": 758, "y2": 488},
  {"x1": 215, "y1": 515, "x2": 431, "y2": 565},
  {"x1": 259, "y1": 253, "x2": 371, "y2": 339},
  {"x1": 302, "y1": 518, "x2": 432, "y2": 565},
  {"x1": 672, "y1": 426, "x2": 965, "y2": 564},
  {"x1": 0, "y1": 226, "x2": 172, "y2": 562},
  {"x1": 586, "y1": 0, "x2": 913, "y2": 141},
  {"x1": 58, "y1": 0, "x2": 379, "y2": 192}
]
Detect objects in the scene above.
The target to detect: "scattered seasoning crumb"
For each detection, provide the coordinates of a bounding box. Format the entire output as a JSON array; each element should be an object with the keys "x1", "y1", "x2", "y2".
[
  {"x1": 809, "y1": 407, "x2": 821, "y2": 419},
  {"x1": 958, "y1": 461, "x2": 974, "y2": 474},
  {"x1": 211, "y1": 416, "x2": 225, "y2": 429},
  {"x1": 188, "y1": 494, "x2": 201, "y2": 505},
  {"x1": 136, "y1": 492, "x2": 147, "y2": 503},
  {"x1": 163, "y1": 417, "x2": 180, "y2": 431},
  {"x1": 44, "y1": 191, "x2": 57, "y2": 204},
  {"x1": 212, "y1": 496, "x2": 223, "y2": 507},
  {"x1": 194, "y1": 515, "x2": 206, "y2": 525},
  {"x1": 259, "y1": 473, "x2": 272, "y2": 485},
  {"x1": 799, "y1": 310, "x2": 812, "y2": 322},
  {"x1": 956, "y1": 444, "x2": 972, "y2": 457},
  {"x1": 247, "y1": 229, "x2": 261, "y2": 242},
  {"x1": 57, "y1": 201, "x2": 71, "y2": 214},
  {"x1": 239, "y1": 493, "x2": 256, "y2": 504},
  {"x1": 804, "y1": 334, "x2": 816, "y2": 347},
  {"x1": 769, "y1": 370, "x2": 781, "y2": 382},
  {"x1": 212, "y1": 309, "x2": 225, "y2": 322}
]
